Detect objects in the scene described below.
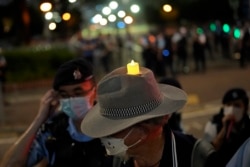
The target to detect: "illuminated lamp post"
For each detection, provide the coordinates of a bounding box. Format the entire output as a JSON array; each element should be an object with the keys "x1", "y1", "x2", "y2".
[
  {"x1": 162, "y1": 3, "x2": 178, "y2": 22},
  {"x1": 40, "y1": 2, "x2": 52, "y2": 40},
  {"x1": 163, "y1": 4, "x2": 172, "y2": 13}
]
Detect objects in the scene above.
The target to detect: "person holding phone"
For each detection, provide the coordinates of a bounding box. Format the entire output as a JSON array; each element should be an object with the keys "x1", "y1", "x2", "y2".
[
  {"x1": 203, "y1": 87, "x2": 250, "y2": 166},
  {"x1": 1, "y1": 57, "x2": 112, "y2": 167}
]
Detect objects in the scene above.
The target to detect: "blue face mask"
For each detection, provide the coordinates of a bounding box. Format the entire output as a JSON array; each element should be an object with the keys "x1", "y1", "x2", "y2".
[{"x1": 59, "y1": 97, "x2": 92, "y2": 120}]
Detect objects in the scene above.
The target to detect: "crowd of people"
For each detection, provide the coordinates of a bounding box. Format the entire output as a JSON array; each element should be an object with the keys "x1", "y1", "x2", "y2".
[
  {"x1": 0, "y1": 55, "x2": 249, "y2": 167},
  {"x1": 68, "y1": 22, "x2": 250, "y2": 81},
  {"x1": 1, "y1": 22, "x2": 250, "y2": 167}
]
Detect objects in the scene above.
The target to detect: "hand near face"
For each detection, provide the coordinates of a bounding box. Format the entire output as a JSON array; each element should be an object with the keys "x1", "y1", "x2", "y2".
[
  {"x1": 222, "y1": 114, "x2": 235, "y2": 127},
  {"x1": 37, "y1": 89, "x2": 59, "y2": 121}
]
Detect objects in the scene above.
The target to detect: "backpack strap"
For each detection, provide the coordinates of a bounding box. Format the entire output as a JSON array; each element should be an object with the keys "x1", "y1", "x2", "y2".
[{"x1": 191, "y1": 139, "x2": 215, "y2": 167}]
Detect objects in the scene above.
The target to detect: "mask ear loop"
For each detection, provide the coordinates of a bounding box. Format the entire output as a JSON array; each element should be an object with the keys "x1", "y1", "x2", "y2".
[
  {"x1": 124, "y1": 128, "x2": 146, "y2": 149},
  {"x1": 123, "y1": 128, "x2": 134, "y2": 140}
]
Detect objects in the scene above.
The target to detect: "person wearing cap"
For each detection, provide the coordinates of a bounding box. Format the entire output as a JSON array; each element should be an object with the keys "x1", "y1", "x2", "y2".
[
  {"x1": 80, "y1": 66, "x2": 214, "y2": 167},
  {"x1": 1, "y1": 57, "x2": 112, "y2": 167},
  {"x1": 203, "y1": 88, "x2": 250, "y2": 166}
]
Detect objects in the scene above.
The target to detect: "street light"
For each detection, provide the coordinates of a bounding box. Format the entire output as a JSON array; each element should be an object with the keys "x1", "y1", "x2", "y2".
[
  {"x1": 45, "y1": 12, "x2": 53, "y2": 20},
  {"x1": 89, "y1": 1, "x2": 140, "y2": 32},
  {"x1": 118, "y1": 10, "x2": 126, "y2": 18},
  {"x1": 40, "y1": 2, "x2": 52, "y2": 12},
  {"x1": 124, "y1": 15, "x2": 133, "y2": 24},
  {"x1": 49, "y1": 22, "x2": 57, "y2": 30},
  {"x1": 163, "y1": 4, "x2": 172, "y2": 13},
  {"x1": 62, "y1": 12, "x2": 71, "y2": 21},
  {"x1": 40, "y1": 2, "x2": 53, "y2": 40},
  {"x1": 108, "y1": 14, "x2": 117, "y2": 22},
  {"x1": 102, "y1": 6, "x2": 112, "y2": 15},
  {"x1": 109, "y1": 1, "x2": 118, "y2": 10},
  {"x1": 130, "y1": 4, "x2": 140, "y2": 13}
]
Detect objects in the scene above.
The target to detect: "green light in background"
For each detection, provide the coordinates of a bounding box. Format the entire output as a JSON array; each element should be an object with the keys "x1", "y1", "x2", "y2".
[
  {"x1": 222, "y1": 23, "x2": 230, "y2": 33},
  {"x1": 233, "y1": 28, "x2": 241, "y2": 39},
  {"x1": 196, "y1": 27, "x2": 203, "y2": 34},
  {"x1": 209, "y1": 23, "x2": 216, "y2": 32}
]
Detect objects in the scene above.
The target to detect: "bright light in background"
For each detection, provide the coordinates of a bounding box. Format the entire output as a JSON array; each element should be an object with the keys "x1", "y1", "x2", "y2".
[
  {"x1": 45, "y1": 12, "x2": 53, "y2": 20},
  {"x1": 40, "y1": 2, "x2": 52, "y2": 12},
  {"x1": 48, "y1": 22, "x2": 56, "y2": 30},
  {"x1": 163, "y1": 4, "x2": 172, "y2": 12},
  {"x1": 68, "y1": 0, "x2": 77, "y2": 3},
  {"x1": 222, "y1": 23, "x2": 230, "y2": 33},
  {"x1": 92, "y1": 14, "x2": 102, "y2": 23},
  {"x1": 62, "y1": 12, "x2": 71, "y2": 21},
  {"x1": 117, "y1": 21, "x2": 125, "y2": 29},
  {"x1": 53, "y1": 12, "x2": 62, "y2": 23},
  {"x1": 100, "y1": 18, "x2": 108, "y2": 25},
  {"x1": 130, "y1": 4, "x2": 140, "y2": 13},
  {"x1": 108, "y1": 14, "x2": 117, "y2": 22},
  {"x1": 109, "y1": 1, "x2": 118, "y2": 10},
  {"x1": 102, "y1": 6, "x2": 111, "y2": 15},
  {"x1": 180, "y1": 26, "x2": 187, "y2": 35},
  {"x1": 117, "y1": 10, "x2": 126, "y2": 18},
  {"x1": 124, "y1": 15, "x2": 133, "y2": 24}
]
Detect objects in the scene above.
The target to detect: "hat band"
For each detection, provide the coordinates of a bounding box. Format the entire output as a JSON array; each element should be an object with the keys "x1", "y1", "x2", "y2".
[{"x1": 101, "y1": 99, "x2": 162, "y2": 119}]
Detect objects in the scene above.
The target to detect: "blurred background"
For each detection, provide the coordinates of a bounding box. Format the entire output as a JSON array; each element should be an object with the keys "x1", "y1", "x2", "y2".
[
  {"x1": 0, "y1": 0, "x2": 250, "y2": 161},
  {"x1": 0, "y1": 0, "x2": 248, "y2": 45},
  {"x1": 0, "y1": 0, "x2": 249, "y2": 83}
]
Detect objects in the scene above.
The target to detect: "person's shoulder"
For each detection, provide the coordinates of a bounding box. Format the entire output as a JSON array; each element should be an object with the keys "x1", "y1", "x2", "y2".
[{"x1": 173, "y1": 130, "x2": 197, "y2": 145}]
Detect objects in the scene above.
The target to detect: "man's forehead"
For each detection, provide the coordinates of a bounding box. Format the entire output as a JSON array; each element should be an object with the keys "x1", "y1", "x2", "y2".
[
  {"x1": 227, "y1": 99, "x2": 245, "y2": 105},
  {"x1": 80, "y1": 79, "x2": 95, "y2": 89},
  {"x1": 58, "y1": 78, "x2": 95, "y2": 91}
]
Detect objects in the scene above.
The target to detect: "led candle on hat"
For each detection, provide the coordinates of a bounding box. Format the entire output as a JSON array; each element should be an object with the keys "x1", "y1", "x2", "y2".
[{"x1": 127, "y1": 60, "x2": 140, "y2": 75}]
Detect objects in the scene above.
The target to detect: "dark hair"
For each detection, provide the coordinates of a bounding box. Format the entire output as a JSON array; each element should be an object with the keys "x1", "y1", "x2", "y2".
[
  {"x1": 140, "y1": 116, "x2": 165, "y2": 126},
  {"x1": 159, "y1": 77, "x2": 182, "y2": 89},
  {"x1": 222, "y1": 88, "x2": 249, "y2": 111}
]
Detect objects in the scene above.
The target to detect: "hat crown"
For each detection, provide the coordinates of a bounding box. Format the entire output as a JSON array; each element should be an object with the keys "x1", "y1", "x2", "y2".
[
  {"x1": 80, "y1": 66, "x2": 188, "y2": 138},
  {"x1": 222, "y1": 88, "x2": 248, "y2": 104},
  {"x1": 53, "y1": 57, "x2": 93, "y2": 90},
  {"x1": 97, "y1": 67, "x2": 162, "y2": 118}
]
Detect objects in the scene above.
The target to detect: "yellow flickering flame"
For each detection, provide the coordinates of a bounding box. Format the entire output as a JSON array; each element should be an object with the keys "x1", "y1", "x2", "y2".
[{"x1": 127, "y1": 60, "x2": 140, "y2": 75}]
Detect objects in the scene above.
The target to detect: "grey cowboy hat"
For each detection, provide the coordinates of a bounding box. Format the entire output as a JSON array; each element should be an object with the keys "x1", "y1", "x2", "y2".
[{"x1": 81, "y1": 66, "x2": 187, "y2": 138}]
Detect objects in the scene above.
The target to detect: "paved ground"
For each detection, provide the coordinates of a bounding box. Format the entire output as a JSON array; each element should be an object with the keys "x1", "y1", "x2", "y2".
[{"x1": 0, "y1": 57, "x2": 249, "y2": 162}]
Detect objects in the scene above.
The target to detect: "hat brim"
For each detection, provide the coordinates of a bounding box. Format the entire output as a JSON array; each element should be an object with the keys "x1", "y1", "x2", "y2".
[{"x1": 81, "y1": 84, "x2": 187, "y2": 138}]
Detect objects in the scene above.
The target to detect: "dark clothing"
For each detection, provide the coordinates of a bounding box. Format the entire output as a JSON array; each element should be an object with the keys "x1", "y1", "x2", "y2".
[
  {"x1": 0, "y1": 54, "x2": 7, "y2": 93},
  {"x1": 240, "y1": 30, "x2": 250, "y2": 68},
  {"x1": 193, "y1": 39, "x2": 206, "y2": 72},
  {"x1": 162, "y1": 35, "x2": 175, "y2": 77},
  {"x1": 28, "y1": 113, "x2": 113, "y2": 167},
  {"x1": 120, "y1": 125, "x2": 197, "y2": 167},
  {"x1": 176, "y1": 37, "x2": 188, "y2": 73},
  {"x1": 168, "y1": 112, "x2": 183, "y2": 132},
  {"x1": 80, "y1": 39, "x2": 95, "y2": 64},
  {"x1": 206, "y1": 111, "x2": 250, "y2": 167}
]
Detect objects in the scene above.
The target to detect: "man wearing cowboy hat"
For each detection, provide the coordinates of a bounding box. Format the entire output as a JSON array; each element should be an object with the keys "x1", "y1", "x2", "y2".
[{"x1": 81, "y1": 66, "x2": 214, "y2": 167}]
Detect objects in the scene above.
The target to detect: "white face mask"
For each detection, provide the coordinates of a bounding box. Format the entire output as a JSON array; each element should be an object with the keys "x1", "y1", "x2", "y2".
[
  {"x1": 101, "y1": 128, "x2": 142, "y2": 160},
  {"x1": 223, "y1": 106, "x2": 244, "y2": 122},
  {"x1": 59, "y1": 97, "x2": 92, "y2": 120}
]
